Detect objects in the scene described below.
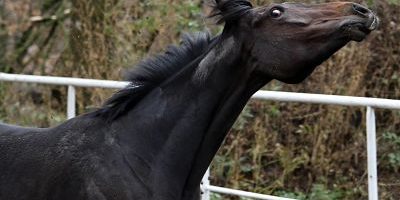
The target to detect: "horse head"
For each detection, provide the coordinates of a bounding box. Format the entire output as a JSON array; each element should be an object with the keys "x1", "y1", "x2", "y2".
[{"x1": 213, "y1": 0, "x2": 379, "y2": 84}]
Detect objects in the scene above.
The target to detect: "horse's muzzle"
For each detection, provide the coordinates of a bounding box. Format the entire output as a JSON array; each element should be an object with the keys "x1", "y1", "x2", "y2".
[
  {"x1": 339, "y1": 3, "x2": 379, "y2": 41},
  {"x1": 352, "y1": 3, "x2": 379, "y2": 31}
]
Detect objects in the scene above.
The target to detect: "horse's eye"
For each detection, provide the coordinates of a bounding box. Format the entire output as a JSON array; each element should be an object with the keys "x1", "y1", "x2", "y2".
[{"x1": 270, "y1": 8, "x2": 283, "y2": 18}]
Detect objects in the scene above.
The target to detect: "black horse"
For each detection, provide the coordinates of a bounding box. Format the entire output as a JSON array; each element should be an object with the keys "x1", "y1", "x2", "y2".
[{"x1": 0, "y1": 1, "x2": 378, "y2": 200}]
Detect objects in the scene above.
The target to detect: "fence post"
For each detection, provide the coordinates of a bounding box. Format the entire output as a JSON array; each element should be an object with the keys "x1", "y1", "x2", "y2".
[
  {"x1": 67, "y1": 85, "x2": 76, "y2": 119},
  {"x1": 201, "y1": 168, "x2": 211, "y2": 200},
  {"x1": 366, "y1": 106, "x2": 378, "y2": 200}
]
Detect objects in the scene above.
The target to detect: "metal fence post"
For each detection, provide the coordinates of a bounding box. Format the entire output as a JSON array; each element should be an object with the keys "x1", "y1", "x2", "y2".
[
  {"x1": 67, "y1": 85, "x2": 76, "y2": 119},
  {"x1": 366, "y1": 106, "x2": 378, "y2": 200},
  {"x1": 201, "y1": 168, "x2": 211, "y2": 200}
]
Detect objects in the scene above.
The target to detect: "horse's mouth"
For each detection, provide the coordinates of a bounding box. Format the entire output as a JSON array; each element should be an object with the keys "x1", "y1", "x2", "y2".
[{"x1": 341, "y1": 15, "x2": 379, "y2": 42}]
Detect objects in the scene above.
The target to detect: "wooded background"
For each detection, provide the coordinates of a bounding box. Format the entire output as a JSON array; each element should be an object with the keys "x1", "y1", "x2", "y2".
[{"x1": 1, "y1": 0, "x2": 399, "y2": 199}]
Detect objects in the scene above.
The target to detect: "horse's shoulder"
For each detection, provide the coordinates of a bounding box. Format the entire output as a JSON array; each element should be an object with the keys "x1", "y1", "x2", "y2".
[{"x1": 49, "y1": 115, "x2": 113, "y2": 152}]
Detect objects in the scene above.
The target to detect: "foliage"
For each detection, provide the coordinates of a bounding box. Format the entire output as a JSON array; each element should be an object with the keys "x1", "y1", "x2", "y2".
[
  {"x1": 274, "y1": 190, "x2": 307, "y2": 199},
  {"x1": 388, "y1": 0, "x2": 400, "y2": 5},
  {"x1": 381, "y1": 132, "x2": 400, "y2": 172},
  {"x1": 210, "y1": 193, "x2": 222, "y2": 200},
  {"x1": 308, "y1": 184, "x2": 344, "y2": 200},
  {"x1": 274, "y1": 184, "x2": 347, "y2": 200}
]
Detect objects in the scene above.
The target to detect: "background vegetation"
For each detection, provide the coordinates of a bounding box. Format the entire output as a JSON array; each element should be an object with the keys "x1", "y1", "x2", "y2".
[{"x1": 1, "y1": 0, "x2": 399, "y2": 199}]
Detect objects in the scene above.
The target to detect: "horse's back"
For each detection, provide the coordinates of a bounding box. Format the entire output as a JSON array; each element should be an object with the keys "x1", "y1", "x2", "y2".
[
  {"x1": 0, "y1": 117, "x2": 146, "y2": 200},
  {"x1": 0, "y1": 119, "x2": 93, "y2": 200},
  {"x1": 0, "y1": 122, "x2": 51, "y2": 168},
  {"x1": 0, "y1": 122, "x2": 52, "y2": 169}
]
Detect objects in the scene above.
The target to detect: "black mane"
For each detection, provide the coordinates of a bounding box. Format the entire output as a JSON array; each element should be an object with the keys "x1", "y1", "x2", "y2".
[
  {"x1": 124, "y1": 32, "x2": 214, "y2": 86},
  {"x1": 94, "y1": 32, "x2": 216, "y2": 120}
]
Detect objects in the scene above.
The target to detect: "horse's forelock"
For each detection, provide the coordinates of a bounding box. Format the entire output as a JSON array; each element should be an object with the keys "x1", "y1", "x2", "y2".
[{"x1": 209, "y1": 0, "x2": 253, "y2": 25}]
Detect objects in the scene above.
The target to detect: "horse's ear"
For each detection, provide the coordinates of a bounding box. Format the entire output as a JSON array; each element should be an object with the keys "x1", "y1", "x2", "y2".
[{"x1": 209, "y1": 0, "x2": 253, "y2": 25}]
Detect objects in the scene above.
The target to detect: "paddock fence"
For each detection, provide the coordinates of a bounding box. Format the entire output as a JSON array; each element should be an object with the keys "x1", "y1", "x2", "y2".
[{"x1": 2, "y1": 72, "x2": 400, "y2": 200}]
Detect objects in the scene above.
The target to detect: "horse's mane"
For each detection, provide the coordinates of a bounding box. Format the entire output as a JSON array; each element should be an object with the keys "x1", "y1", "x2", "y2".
[
  {"x1": 94, "y1": 32, "x2": 216, "y2": 120},
  {"x1": 93, "y1": 0, "x2": 253, "y2": 121}
]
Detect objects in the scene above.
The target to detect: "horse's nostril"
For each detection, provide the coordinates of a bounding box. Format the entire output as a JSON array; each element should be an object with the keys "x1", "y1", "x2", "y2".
[{"x1": 352, "y1": 3, "x2": 371, "y2": 17}]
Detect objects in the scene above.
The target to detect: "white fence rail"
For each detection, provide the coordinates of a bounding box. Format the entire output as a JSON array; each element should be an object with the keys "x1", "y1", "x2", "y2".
[{"x1": 2, "y1": 72, "x2": 400, "y2": 200}]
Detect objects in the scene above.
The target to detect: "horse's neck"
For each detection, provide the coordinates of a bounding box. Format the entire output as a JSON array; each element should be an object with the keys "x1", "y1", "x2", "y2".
[
  {"x1": 112, "y1": 38, "x2": 270, "y2": 199},
  {"x1": 181, "y1": 71, "x2": 270, "y2": 198}
]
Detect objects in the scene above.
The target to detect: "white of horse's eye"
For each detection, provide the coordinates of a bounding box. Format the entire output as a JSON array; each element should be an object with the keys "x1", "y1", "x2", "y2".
[{"x1": 271, "y1": 8, "x2": 282, "y2": 18}]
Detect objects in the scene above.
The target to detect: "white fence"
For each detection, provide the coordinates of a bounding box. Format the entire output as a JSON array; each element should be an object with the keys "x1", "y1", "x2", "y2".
[{"x1": 2, "y1": 72, "x2": 400, "y2": 200}]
